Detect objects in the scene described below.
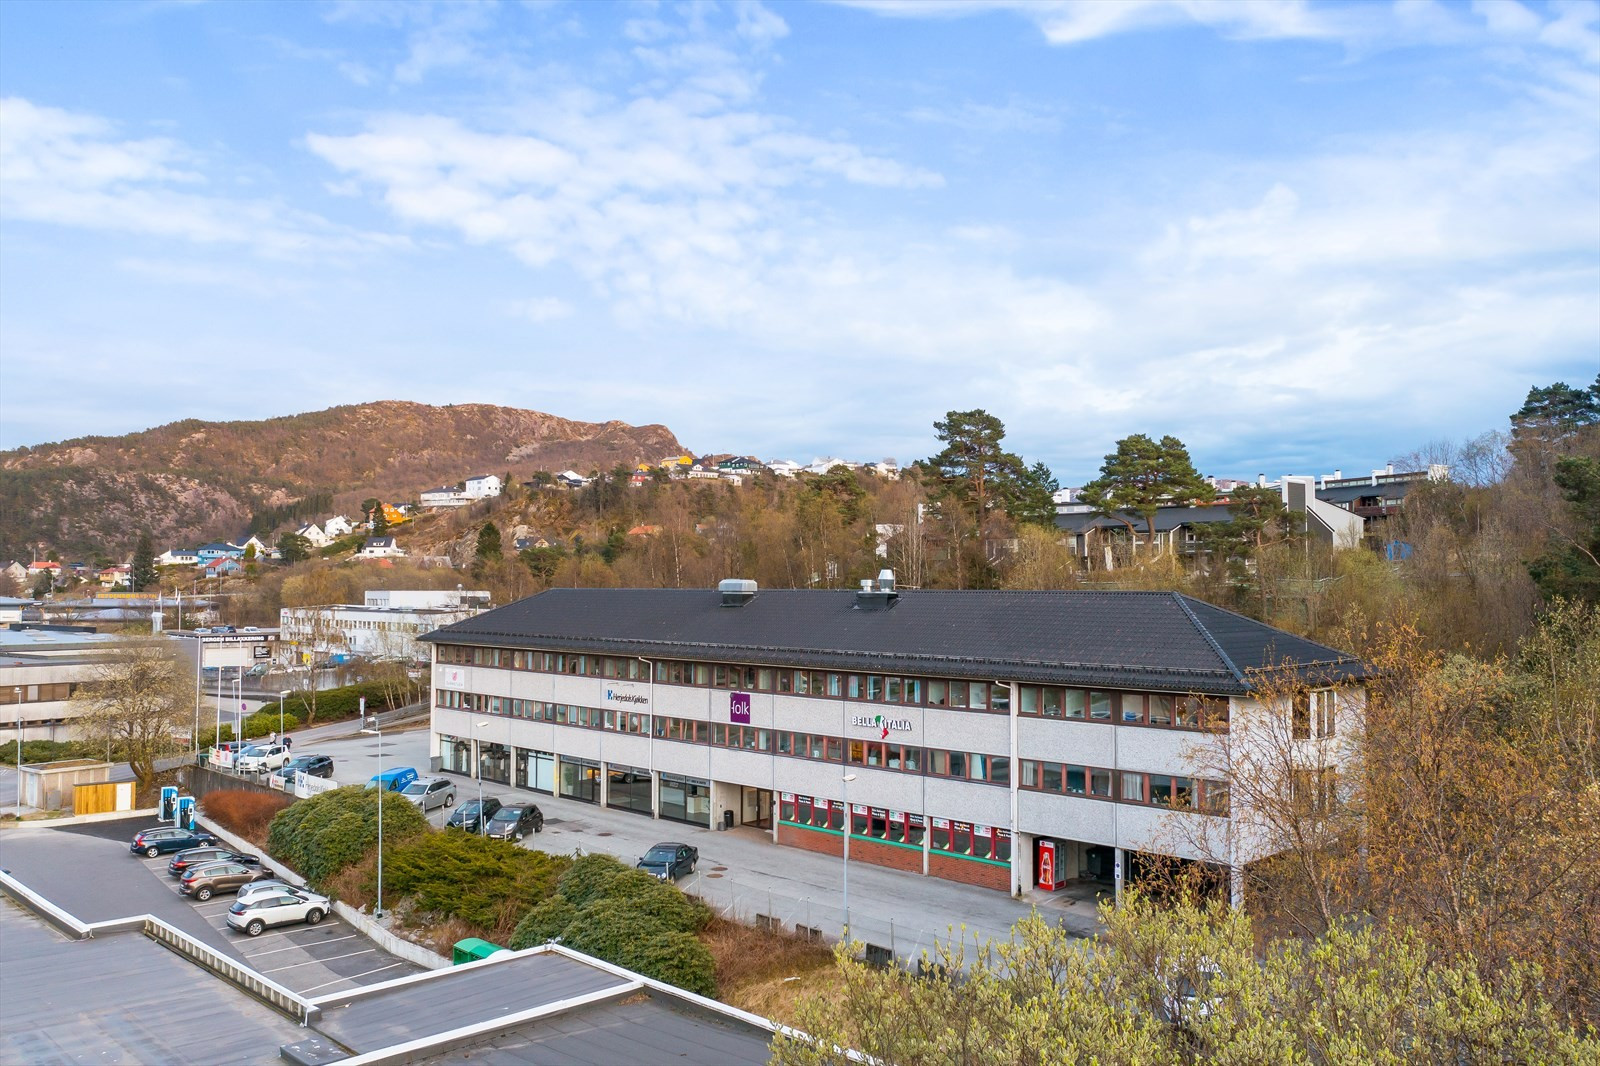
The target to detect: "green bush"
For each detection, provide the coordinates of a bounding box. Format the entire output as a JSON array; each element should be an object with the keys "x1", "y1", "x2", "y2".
[
  {"x1": 382, "y1": 830, "x2": 570, "y2": 931},
  {"x1": 556, "y1": 853, "x2": 636, "y2": 908},
  {"x1": 0, "y1": 740, "x2": 94, "y2": 765},
  {"x1": 508, "y1": 896, "x2": 579, "y2": 949},
  {"x1": 286, "y1": 681, "x2": 412, "y2": 725},
  {"x1": 619, "y1": 930, "x2": 717, "y2": 999},
  {"x1": 560, "y1": 900, "x2": 717, "y2": 996},
  {"x1": 264, "y1": 785, "x2": 427, "y2": 889}
]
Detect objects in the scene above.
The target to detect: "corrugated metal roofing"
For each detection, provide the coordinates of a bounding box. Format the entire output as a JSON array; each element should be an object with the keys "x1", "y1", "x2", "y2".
[{"x1": 423, "y1": 588, "x2": 1366, "y2": 695}]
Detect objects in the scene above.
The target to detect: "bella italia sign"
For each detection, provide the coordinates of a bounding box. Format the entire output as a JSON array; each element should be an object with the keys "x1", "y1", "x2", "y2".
[{"x1": 852, "y1": 712, "x2": 912, "y2": 739}]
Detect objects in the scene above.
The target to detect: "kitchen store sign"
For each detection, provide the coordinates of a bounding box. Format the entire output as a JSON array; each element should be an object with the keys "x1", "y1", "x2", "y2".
[{"x1": 600, "y1": 679, "x2": 652, "y2": 712}]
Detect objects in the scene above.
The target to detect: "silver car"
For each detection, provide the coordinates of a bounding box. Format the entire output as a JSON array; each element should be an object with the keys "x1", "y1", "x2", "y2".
[
  {"x1": 401, "y1": 777, "x2": 456, "y2": 811},
  {"x1": 227, "y1": 889, "x2": 331, "y2": 936}
]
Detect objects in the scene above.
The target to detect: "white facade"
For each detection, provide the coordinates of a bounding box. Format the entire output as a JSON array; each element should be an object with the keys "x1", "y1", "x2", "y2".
[
  {"x1": 323, "y1": 515, "x2": 355, "y2": 537},
  {"x1": 280, "y1": 600, "x2": 486, "y2": 664},
  {"x1": 463, "y1": 475, "x2": 502, "y2": 498}
]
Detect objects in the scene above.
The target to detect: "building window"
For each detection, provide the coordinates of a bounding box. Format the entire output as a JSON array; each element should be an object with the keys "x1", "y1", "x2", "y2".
[
  {"x1": 1292, "y1": 691, "x2": 1311, "y2": 739},
  {"x1": 1120, "y1": 772, "x2": 1145, "y2": 803},
  {"x1": 1315, "y1": 690, "x2": 1336, "y2": 738}
]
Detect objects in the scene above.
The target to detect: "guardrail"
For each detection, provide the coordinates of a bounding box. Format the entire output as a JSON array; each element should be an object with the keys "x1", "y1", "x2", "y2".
[{"x1": 142, "y1": 915, "x2": 318, "y2": 1025}]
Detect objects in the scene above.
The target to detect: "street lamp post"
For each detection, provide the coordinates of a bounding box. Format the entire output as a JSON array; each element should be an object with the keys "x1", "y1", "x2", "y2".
[
  {"x1": 279, "y1": 689, "x2": 291, "y2": 739},
  {"x1": 475, "y1": 720, "x2": 490, "y2": 835},
  {"x1": 14, "y1": 687, "x2": 23, "y2": 816},
  {"x1": 841, "y1": 772, "x2": 857, "y2": 937},
  {"x1": 363, "y1": 725, "x2": 386, "y2": 918}
]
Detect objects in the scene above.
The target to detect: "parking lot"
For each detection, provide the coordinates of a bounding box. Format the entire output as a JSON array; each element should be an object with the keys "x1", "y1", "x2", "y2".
[{"x1": 0, "y1": 817, "x2": 423, "y2": 997}]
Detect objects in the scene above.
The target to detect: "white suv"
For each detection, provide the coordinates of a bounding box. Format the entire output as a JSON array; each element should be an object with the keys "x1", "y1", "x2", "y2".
[
  {"x1": 235, "y1": 743, "x2": 291, "y2": 773},
  {"x1": 227, "y1": 888, "x2": 331, "y2": 936}
]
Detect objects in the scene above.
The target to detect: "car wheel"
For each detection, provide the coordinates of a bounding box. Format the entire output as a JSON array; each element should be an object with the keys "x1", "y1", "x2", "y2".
[
  {"x1": 195, "y1": 887, "x2": 212, "y2": 901},
  {"x1": 145, "y1": 846, "x2": 160, "y2": 858},
  {"x1": 246, "y1": 919, "x2": 265, "y2": 936},
  {"x1": 445, "y1": 794, "x2": 454, "y2": 807},
  {"x1": 305, "y1": 908, "x2": 325, "y2": 925}
]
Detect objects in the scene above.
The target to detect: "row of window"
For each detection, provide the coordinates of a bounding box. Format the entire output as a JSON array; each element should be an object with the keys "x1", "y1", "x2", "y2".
[
  {"x1": 778, "y1": 794, "x2": 1014, "y2": 863},
  {"x1": 1018, "y1": 759, "x2": 1229, "y2": 816},
  {"x1": 0, "y1": 682, "x2": 77, "y2": 705},
  {"x1": 1016, "y1": 685, "x2": 1228, "y2": 731},
  {"x1": 1291, "y1": 689, "x2": 1338, "y2": 740},
  {"x1": 433, "y1": 643, "x2": 1232, "y2": 733},
  {"x1": 437, "y1": 691, "x2": 652, "y2": 735}
]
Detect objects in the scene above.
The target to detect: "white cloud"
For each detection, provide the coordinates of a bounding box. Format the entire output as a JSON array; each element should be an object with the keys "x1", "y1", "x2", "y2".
[
  {"x1": 836, "y1": 0, "x2": 1360, "y2": 45},
  {"x1": 0, "y1": 97, "x2": 401, "y2": 258},
  {"x1": 508, "y1": 296, "x2": 573, "y2": 322}
]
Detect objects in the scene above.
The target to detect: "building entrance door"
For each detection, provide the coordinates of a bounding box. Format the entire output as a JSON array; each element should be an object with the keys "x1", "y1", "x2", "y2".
[{"x1": 741, "y1": 786, "x2": 772, "y2": 829}]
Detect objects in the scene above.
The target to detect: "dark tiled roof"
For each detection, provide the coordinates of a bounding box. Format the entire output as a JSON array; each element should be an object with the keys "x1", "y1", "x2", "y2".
[
  {"x1": 423, "y1": 588, "x2": 1367, "y2": 695},
  {"x1": 1055, "y1": 505, "x2": 1236, "y2": 535}
]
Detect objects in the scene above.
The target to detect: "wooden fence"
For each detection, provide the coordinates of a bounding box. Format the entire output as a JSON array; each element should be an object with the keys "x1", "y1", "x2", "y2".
[{"x1": 73, "y1": 781, "x2": 136, "y2": 815}]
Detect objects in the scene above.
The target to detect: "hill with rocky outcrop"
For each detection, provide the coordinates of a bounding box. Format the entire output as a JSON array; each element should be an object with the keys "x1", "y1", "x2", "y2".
[{"x1": 0, "y1": 401, "x2": 683, "y2": 560}]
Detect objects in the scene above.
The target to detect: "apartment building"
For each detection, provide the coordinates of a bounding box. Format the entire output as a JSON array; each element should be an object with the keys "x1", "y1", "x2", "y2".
[{"x1": 423, "y1": 577, "x2": 1367, "y2": 896}]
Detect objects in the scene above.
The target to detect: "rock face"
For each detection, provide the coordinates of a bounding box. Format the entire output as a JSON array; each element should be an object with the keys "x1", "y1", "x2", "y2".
[{"x1": 0, "y1": 401, "x2": 683, "y2": 559}]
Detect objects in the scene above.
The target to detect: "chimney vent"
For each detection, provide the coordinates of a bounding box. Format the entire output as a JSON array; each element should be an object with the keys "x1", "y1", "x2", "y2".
[
  {"x1": 855, "y1": 570, "x2": 899, "y2": 611},
  {"x1": 718, "y1": 578, "x2": 758, "y2": 607}
]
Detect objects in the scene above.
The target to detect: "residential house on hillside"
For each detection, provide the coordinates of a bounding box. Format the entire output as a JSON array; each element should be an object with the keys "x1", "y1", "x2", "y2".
[
  {"x1": 716, "y1": 456, "x2": 763, "y2": 473},
  {"x1": 765, "y1": 459, "x2": 802, "y2": 478},
  {"x1": 156, "y1": 548, "x2": 200, "y2": 567},
  {"x1": 197, "y1": 543, "x2": 243, "y2": 564},
  {"x1": 357, "y1": 536, "x2": 406, "y2": 559},
  {"x1": 234, "y1": 535, "x2": 269, "y2": 557},
  {"x1": 1, "y1": 561, "x2": 27, "y2": 587},
  {"x1": 555, "y1": 470, "x2": 588, "y2": 488},
  {"x1": 323, "y1": 515, "x2": 355, "y2": 537},
  {"x1": 420, "y1": 485, "x2": 473, "y2": 509},
  {"x1": 866, "y1": 459, "x2": 901, "y2": 480},
  {"x1": 463, "y1": 474, "x2": 502, "y2": 498},
  {"x1": 203, "y1": 556, "x2": 243, "y2": 578},
  {"x1": 293, "y1": 523, "x2": 331, "y2": 548},
  {"x1": 626, "y1": 524, "x2": 662, "y2": 538},
  {"x1": 27, "y1": 561, "x2": 62, "y2": 577},
  {"x1": 97, "y1": 565, "x2": 130, "y2": 589}
]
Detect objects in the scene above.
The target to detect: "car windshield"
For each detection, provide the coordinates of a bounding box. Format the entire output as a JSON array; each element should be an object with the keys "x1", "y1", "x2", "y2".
[
  {"x1": 489, "y1": 808, "x2": 522, "y2": 823},
  {"x1": 401, "y1": 782, "x2": 428, "y2": 795},
  {"x1": 644, "y1": 847, "x2": 677, "y2": 862},
  {"x1": 241, "y1": 746, "x2": 265, "y2": 757},
  {"x1": 458, "y1": 800, "x2": 482, "y2": 814}
]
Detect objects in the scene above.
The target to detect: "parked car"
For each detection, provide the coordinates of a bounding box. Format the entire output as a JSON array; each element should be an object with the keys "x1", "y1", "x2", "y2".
[
  {"x1": 129, "y1": 827, "x2": 218, "y2": 858},
  {"x1": 401, "y1": 777, "x2": 456, "y2": 811},
  {"x1": 227, "y1": 888, "x2": 331, "y2": 936},
  {"x1": 637, "y1": 842, "x2": 699, "y2": 881},
  {"x1": 213, "y1": 740, "x2": 249, "y2": 756},
  {"x1": 484, "y1": 803, "x2": 544, "y2": 841},
  {"x1": 271, "y1": 754, "x2": 334, "y2": 784},
  {"x1": 236, "y1": 743, "x2": 291, "y2": 773},
  {"x1": 446, "y1": 796, "x2": 502, "y2": 833},
  {"x1": 167, "y1": 847, "x2": 260, "y2": 878},
  {"x1": 235, "y1": 879, "x2": 304, "y2": 904},
  {"x1": 367, "y1": 766, "x2": 419, "y2": 793},
  {"x1": 180, "y1": 860, "x2": 275, "y2": 901}
]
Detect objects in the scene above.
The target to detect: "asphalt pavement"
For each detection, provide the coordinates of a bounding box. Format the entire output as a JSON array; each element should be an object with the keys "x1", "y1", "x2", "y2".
[{"x1": 0, "y1": 814, "x2": 422, "y2": 996}]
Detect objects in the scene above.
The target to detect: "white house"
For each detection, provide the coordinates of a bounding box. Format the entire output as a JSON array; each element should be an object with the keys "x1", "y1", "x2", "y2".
[
  {"x1": 764, "y1": 459, "x2": 802, "y2": 478},
  {"x1": 279, "y1": 589, "x2": 488, "y2": 666},
  {"x1": 420, "y1": 486, "x2": 472, "y2": 509},
  {"x1": 356, "y1": 537, "x2": 406, "y2": 559},
  {"x1": 866, "y1": 459, "x2": 901, "y2": 480},
  {"x1": 463, "y1": 474, "x2": 502, "y2": 499},
  {"x1": 555, "y1": 470, "x2": 588, "y2": 488},
  {"x1": 323, "y1": 515, "x2": 355, "y2": 537},
  {"x1": 294, "y1": 523, "x2": 331, "y2": 548}
]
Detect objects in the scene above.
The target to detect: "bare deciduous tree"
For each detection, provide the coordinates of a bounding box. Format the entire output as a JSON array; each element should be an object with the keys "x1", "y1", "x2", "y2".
[{"x1": 72, "y1": 640, "x2": 189, "y2": 791}]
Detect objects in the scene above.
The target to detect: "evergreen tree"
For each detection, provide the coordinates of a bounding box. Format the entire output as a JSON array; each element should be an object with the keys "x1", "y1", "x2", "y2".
[
  {"x1": 1081, "y1": 433, "x2": 1215, "y2": 539},
  {"x1": 1510, "y1": 376, "x2": 1600, "y2": 451},
  {"x1": 1010, "y1": 461, "x2": 1060, "y2": 528},
  {"x1": 475, "y1": 522, "x2": 503, "y2": 565},
  {"x1": 130, "y1": 533, "x2": 157, "y2": 591},
  {"x1": 924, "y1": 409, "x2": 1030, "y2": 522},
  {"x1": 276, "y1": 532, "x2": 312, "y2": 564}
]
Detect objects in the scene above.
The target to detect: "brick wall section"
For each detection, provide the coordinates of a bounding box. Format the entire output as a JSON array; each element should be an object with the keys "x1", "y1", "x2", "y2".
[
  {"x1": 929, "y1": 851, "x2": 1011, "y2": 892},
  {"x1": 779, "y1": 821, "x2": 1010, "y2": 891}
]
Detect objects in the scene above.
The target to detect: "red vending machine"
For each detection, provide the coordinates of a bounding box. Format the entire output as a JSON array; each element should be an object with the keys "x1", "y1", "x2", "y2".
[{"x1": 1037, "y1": 839, "x2": 1065, "y2": 891}]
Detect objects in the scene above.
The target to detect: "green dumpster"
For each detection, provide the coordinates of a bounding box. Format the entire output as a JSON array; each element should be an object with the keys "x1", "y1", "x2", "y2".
[{"x1": 452, "y1": 937, "x2": 505, "y2": 965}]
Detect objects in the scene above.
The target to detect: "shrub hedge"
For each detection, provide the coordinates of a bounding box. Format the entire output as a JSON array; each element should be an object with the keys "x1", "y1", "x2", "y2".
[
  {"x1": 265, "y1": 785, "x2": 427, "y2": 887},
  {"x1": 510, "y1": 853, "x2": 716, "y2": 996},
  {"x1": 381, "y1": 830, "x2": 571, "y2": 935}
]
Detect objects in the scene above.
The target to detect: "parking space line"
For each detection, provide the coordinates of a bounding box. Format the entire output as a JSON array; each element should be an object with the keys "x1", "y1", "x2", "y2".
[
  {"x1": 259, "y1": 949, "x2": 373, "y2": 974},
  {"x1": 243, "y1": 934, "x2": 359, "y2": 959},
  {"x1": 298, "y1": 962, "x2": 405, "y2": 994}
]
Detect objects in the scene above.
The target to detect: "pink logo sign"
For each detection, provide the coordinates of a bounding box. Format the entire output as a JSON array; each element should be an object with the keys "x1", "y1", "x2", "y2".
[{"x1": 730, "y1": 692, "x2": 751, "y2": 724}]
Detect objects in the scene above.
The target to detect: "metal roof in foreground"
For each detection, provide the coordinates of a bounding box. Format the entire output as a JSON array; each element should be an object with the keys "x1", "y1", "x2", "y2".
[{"x1": 423, "y1": 587, "x2": 1369, "y2": 695}]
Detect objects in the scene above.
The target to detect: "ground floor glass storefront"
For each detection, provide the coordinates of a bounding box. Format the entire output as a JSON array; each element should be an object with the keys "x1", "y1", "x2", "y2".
[
  {"x1": 659, "y1": 774, "x2": 711, "y2": 827},
  {"x1": 606, "y1": 764, "x2": 652, "y2": 816},
  {"x1": 559, "y1": 758, "x2": 601, "y2": 804},
  {"x1": 515, "y1": 748, "x2": 555, "y2": 794},
  {"x1": 478, "y1": 742, "x2": 511, "y2": 785},
  {"x1": 440, "y1": 735, "x2": 473, "y2": 774}
]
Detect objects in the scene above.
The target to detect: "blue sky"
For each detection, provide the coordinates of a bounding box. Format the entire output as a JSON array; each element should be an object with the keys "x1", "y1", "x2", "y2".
[{"x1": 1, "y1": 0, "x2": 1596, "y2": 484}]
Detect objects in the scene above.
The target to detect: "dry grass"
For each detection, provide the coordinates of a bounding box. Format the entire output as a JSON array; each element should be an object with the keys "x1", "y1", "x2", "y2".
[
  {"x1": 700, "y1": 916, "x2": 840, "y2": 1023},
  {"x1": 203, "y1": 790, "x2": 292, "y2": 846}
]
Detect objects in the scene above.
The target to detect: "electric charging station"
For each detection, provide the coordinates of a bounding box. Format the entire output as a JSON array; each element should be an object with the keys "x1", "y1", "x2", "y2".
[
  {"x1": 176, "y1": 796, "x2": 196, "y2": 831},
  {"x1": 160, "y1": 786, "x2": 179, "y2": 823}
]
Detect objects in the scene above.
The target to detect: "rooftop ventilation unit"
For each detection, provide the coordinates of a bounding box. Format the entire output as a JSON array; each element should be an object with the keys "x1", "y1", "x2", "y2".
[
  {"x1": 855, "y1": 569, "x2": 899, "y2": 611},
  {"x1": 718, "y1": 578, "x2": 758, "y2": 607}
]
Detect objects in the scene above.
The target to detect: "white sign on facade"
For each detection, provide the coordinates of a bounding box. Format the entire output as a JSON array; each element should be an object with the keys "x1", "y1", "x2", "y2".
[
  {"x1": 599, "y1": 679, "x2": 652, "y2": 713},
  {"x1": 439, "y1": 667, "x2": 466, "y2": 689}
]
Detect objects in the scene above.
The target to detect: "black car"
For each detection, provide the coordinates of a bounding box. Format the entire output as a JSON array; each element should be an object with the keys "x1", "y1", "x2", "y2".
[
  {"x1": 130, "y1": 827, "x2": 218, "y2": 858},
  {"x1": 446, "y1": 796, "x2": 503, "y2": 833},
  {"x1": 637, "y1": 842, "x2": 699, "y2": 880},
  {"x1": 271, "y1": 754, "x2": 334, "y2": 783},
  {"x1": 484, "y1": 803, "x2": 544, "y2": 841},
  {"x1": 168, "y1": 847, "x2": 262, "y2": 877}
]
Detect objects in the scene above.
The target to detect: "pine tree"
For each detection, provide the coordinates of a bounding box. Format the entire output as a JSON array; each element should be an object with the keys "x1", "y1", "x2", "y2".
[
  {"x1": 130, "y1": 532, "x2": 157, "y2": 591},
  {"x1": 1081, "y1": 433, "x2": 1215, "y2": 539}
]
